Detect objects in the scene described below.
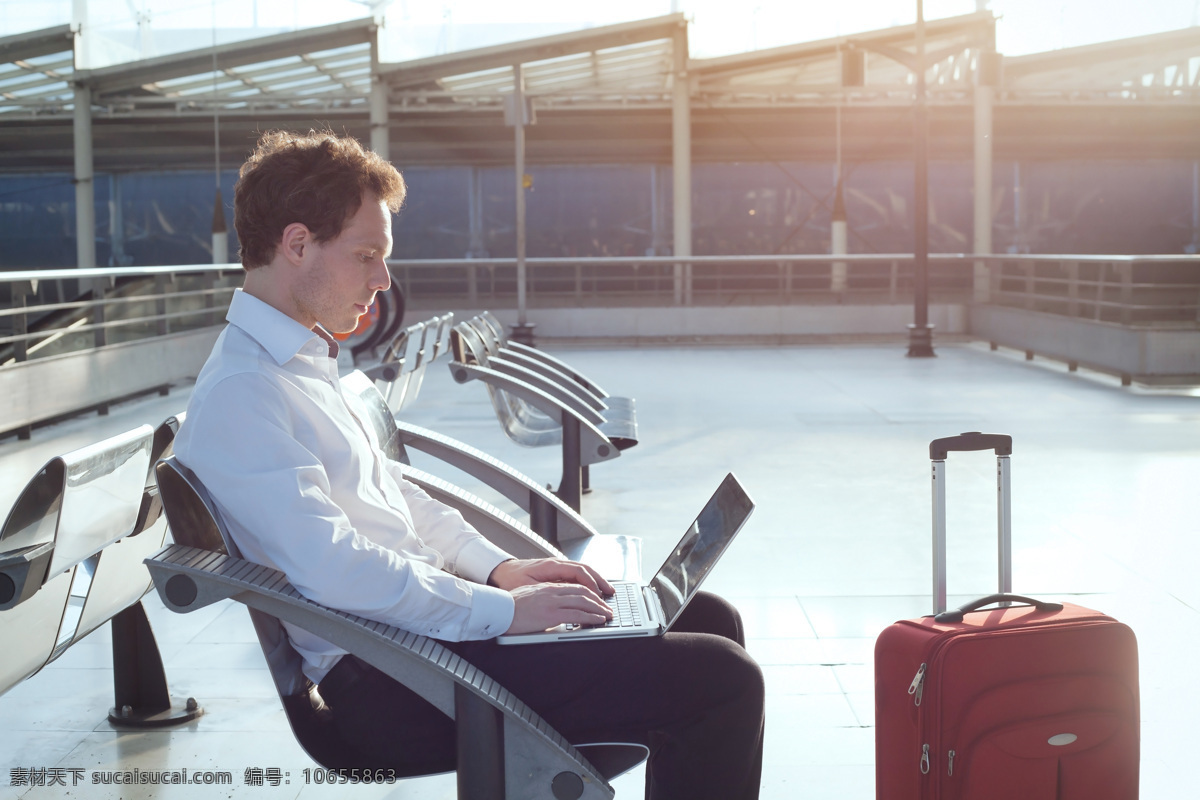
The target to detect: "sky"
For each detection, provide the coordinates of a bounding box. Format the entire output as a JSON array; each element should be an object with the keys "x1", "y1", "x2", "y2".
[{"x1": 0, "y1": 0, "x2": 1197, "y2": 67}]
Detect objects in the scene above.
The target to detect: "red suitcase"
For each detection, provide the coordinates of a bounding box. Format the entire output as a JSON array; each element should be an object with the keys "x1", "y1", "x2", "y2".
[{"x1": 875, "y1": 433, "x2": 1139, "y2": 800}]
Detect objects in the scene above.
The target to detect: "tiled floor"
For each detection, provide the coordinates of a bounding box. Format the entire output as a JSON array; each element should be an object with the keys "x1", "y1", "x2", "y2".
[{"x1": 2, "y1": 341, "x2": 1197, "y2": 799}]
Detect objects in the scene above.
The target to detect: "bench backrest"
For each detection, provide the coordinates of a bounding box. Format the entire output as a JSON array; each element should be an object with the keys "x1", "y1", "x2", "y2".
[
  {"x1": 451, "y1": 322, "x2": 574, "y2": 447},
  {"x1": 377, "y1": 319, "x2": 423, "y2": 412},
  {"x1": 469, "y1": 315, "x2": 506, "y2": 359},
  {"x1": 400, "y1": 312, "x2": 453, "y2": 412},
  {"x1": 1, "y1": 424, "x2": 154, "y2": 695},
  {"x1": 343, "y1": 370, "x2": 404, "y2": 462},
  {"x1": 374, "y1": 312, "x2": 455, "y2": 414},
  {"x1": 155, "y1": 456, "x2": 357, "y2": 766},
  {"x1": 61, "y1": 413, "x2": 189, "y2": 655},
  {"x1": 477, "y1": 310, "x2": 506, "y2": 345}
]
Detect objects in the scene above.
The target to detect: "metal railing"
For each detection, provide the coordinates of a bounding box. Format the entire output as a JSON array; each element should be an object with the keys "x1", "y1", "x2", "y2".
[
  {"x1": 985, "y1": 255, "x2": 1200, "y2": 326},
  {"x1": 2, "y1": 253, "x2": 1197, "y2": 437},
  {"x1": 1, "y1": 265, "x2": 243, "y2": 367},
  {"x1": 390, "y1": 253, "x2": 979, "y2": 309},
  {"x1": 3, "y1": 254, "x2": 1198, "y2": 370}
]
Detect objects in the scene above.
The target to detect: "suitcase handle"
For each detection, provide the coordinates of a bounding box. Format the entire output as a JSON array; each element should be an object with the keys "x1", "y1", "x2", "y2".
[
  {"x1": 930, "y1": 432, "x2": 1012, "y2": 460},
  {"x1": 930, "y1": 432, "x2": 1014, "y2": 615},
  {"x1": 933, "y1": 593, "x2": 1063, "y2": 623}
]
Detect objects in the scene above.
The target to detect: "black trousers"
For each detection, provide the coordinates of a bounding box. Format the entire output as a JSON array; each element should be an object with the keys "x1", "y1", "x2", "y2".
[{"x1": 318, "y1": 592, "x2": 764, "y2": 800}]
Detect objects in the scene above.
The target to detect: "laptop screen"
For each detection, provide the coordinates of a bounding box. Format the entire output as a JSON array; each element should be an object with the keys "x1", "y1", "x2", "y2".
[{"x1": 648, "y1": 473, "x2": 755, "y2": 625}]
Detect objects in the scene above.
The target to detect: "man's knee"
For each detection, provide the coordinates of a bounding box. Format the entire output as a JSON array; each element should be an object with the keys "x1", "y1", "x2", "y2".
[
  {"x1": 675, "y1": 632, "x2": 763, "y2": 715},
  {"x1": 675, "y1": 592, "x2": 746, "y2": 644}
]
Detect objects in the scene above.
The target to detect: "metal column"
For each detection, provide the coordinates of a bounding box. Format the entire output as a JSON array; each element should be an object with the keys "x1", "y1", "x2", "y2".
[
  {"x1": 369, "y1": 33, "x2": 390, "y2": 162},
  {"x1": 973, "y1": 38, "x2": 1000, "y2": 304},
  {"x1": 831, "y1": 179, "x2": 848, "y2": 294},
  {"x1": 511, "y1": 63, "x2": 534, "y2": 344},
  {"x1": 467, "y1": 167, "x2": 487, "y2": 259},
  {"x1": 671, "y1": 22, "x2": 692, "y2": 306},
  {"x1": 973, "y1": 82, "x2": 994, "y2": 303},
  {"x1": 109, "y1": 175, "x2": 129, "y2": 267},
  {"x1": 650, "y1": 165, "x2": 670, "y2": 257},
  {"x1": 906, "y1": 0, "x2": 934, "y2": 357},
  {"x1": 1191, "y1": 161, "x2": 1199, "y2": 254},
  {"x1": 73, "y1": 83, "x2": 96, "y2": 271},
  {"x1": 211, "y1": 188, "x2": 228, "y2": 264}
]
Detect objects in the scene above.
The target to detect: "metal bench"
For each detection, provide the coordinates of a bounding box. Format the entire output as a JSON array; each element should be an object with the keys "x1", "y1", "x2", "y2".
[
  {"x1": 367, "y1": 312, "x2": 455, "y2": 414},
  {"x1": 448, "y1": 323, "x2": 626, "y2": 512},
  {"x1": 473, "y1": 311, "x2": 637, "y2": 439},
  {"x1": 342, "y1": 370, "x2": 641, "y2": 582},
  {"x1": 0, "y1": 417, "x2": 200, "y2": 726},
  {"x1": 149, "y1": 456, "x2": 647, "y2": 799}
]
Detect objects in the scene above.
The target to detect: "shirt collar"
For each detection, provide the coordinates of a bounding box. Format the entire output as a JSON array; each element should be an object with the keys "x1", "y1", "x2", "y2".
[{"x1": 226, "y1": 288, "x2": 340, "y2": 365}]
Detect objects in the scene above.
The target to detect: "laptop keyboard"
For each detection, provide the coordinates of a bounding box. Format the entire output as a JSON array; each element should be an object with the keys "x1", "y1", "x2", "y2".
[{"x1": 602, "y1": 583, "x2": 645, "y2": 628}]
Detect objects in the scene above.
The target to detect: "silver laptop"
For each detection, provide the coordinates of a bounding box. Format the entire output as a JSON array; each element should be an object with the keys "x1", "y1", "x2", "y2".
[{"x1": 497, "y1": 473, "x2": 754, "y2": 644}]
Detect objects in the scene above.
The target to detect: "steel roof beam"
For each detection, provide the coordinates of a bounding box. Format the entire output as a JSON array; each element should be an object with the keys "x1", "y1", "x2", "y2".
[
  {"x1": 147, "y1": 54, "x2": 369, "y2": 98},
  {"x1": 1006, "y1": 26, "x2": 1200, "y2": 83},
  {"x1": 691, "y1": 11, "x2": 991, "y2": 80},
  {"x1": 379, "y1": 13, "x2": 684, "y2": 88},
  {"x1": 0, "y1": 25, "x2": 75, "y2": 65},
  {"x1": 76, "y1": 17, "x2": 376, "y2": 95}
]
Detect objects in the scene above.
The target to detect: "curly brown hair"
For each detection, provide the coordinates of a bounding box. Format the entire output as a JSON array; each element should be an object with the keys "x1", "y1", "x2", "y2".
[{"x1": 233, "y1": 130, "x2": 406, "y2": 270}]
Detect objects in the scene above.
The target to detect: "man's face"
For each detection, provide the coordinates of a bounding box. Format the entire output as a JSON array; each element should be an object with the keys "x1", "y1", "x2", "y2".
[{"x1": 290, "y1": 195, "x2": 393, "y2": 334}]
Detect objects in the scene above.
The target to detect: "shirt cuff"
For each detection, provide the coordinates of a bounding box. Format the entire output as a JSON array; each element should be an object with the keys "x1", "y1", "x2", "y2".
[
  {"x1": 454, "y1": 536, "x2": 515, "y2": 584},
  {"x1": 466, "y1": 582, "x2": 516, "y2": 640}
]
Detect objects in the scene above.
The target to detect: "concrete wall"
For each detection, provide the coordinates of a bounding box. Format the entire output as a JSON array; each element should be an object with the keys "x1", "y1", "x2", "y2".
[{"x1": 971, "y1": 305, "x2": 1200, "y2": 385}]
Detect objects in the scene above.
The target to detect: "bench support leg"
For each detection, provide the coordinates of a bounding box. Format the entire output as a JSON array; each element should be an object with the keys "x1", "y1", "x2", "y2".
[
  {"x1": 108, "y1": 601, "x2": 203, "y2": 728},
  {"x1": 555, "y1": 416, "x2": 583, "y2": 514},
  {"x1": 529, "y1": 491, "x2": 560, "y2": 549},
  {"x1": 455, "y1": 684, "x2": 505, "y2": 800}
]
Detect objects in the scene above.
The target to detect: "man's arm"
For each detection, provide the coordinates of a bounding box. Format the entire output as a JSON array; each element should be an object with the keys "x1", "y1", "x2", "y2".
[
  {"x1": 381, "y1": 435, "x2": 618, "y2": 633},
  {"x1": 177, "y1": 373, "x2": 514, "y2": 640}
]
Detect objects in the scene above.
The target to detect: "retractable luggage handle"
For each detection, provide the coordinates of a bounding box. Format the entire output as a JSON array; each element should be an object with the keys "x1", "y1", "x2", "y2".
[{"x1": 929, "y1": 432, "x2": 1013, "y2": 615}]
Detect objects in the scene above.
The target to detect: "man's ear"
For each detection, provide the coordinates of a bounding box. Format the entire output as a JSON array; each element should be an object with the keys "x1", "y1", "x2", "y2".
[{"x1": 279, "y1": 222, "x2": 311, "y2": 266}]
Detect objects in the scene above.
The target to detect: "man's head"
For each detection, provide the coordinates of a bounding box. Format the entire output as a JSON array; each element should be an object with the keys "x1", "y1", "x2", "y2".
[
  {"x1": 234, "y1": 130, "x2": 406, "y2": 270},
  {"x1": 233, "y1": 131, "x2": 406, "y2": 334}
]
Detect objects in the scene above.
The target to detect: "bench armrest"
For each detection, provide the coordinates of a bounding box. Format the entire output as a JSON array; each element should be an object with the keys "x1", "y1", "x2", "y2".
[
  {"x1": 395, "y1": 422, "x2": 600, "y2": 545},
  {"x1": 448, "y1": 363, "x2": 620, "y2": 468},
  {"x1": 397, "y1": 465, "x2": 564, "y2": 561},
  {"x1": 145, "y1": 544, "x2": 616, "y2": 800}
]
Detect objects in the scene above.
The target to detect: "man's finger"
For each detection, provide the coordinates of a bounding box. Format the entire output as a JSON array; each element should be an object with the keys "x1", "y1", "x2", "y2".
[
  {"x1": 584, "y1": 564, "x2": 614, "y2": 596},
  {"x1": 543, "y1": 583, "x2": 613, "y2": 618}
]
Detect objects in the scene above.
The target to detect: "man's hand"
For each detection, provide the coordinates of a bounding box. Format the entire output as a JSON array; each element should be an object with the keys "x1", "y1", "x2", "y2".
[
  {"x1": 488, "y1": 558, "x2": 614, "y2": 597},
  {"x1": 505, "y1": 582, "x2": 614, "y2": 634},
  {"x1": 488, "y1": 558, "x2": 617, "y2": 635}
]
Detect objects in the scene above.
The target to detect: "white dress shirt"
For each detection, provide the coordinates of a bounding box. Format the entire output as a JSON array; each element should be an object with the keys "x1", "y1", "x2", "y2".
[{"x1": 175, "y1": 289, "x2": 515, "y2": 683}]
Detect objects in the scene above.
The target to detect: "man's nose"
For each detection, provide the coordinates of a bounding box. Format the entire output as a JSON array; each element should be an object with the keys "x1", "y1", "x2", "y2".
[{"x1": 371, "y1": 258, "x2": 391, "y2": 292}]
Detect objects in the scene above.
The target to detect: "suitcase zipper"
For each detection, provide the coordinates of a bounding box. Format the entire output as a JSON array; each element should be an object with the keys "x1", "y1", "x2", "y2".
[
  {"x1": 913, "y1": 638, "x2": 957, "y2": 794},
  {"x1": 908, "y1": 662, "x2": 927, "y2": 706},
  {"x1": 947, "y1": 749, "x2": 955, "y2": 776}
]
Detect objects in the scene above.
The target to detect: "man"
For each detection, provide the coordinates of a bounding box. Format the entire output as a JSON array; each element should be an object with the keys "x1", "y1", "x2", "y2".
[{"x1": 175, "y1": 129, "x2": 764, "y2": 799}]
